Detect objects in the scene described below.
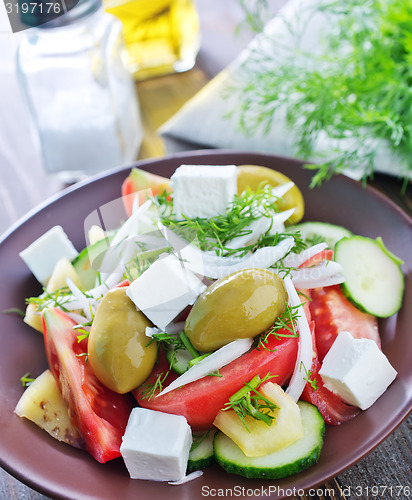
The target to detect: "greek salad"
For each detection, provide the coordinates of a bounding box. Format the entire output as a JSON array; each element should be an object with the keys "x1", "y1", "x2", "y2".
[{"x1": 15, "y1": 164, "x2": 404, "y2": 483}]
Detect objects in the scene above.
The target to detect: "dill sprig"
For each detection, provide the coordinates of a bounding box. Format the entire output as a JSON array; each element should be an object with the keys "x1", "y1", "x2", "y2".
[
  {"x1": 160, "y1": 185, "x2": 292, "y2": 256},
  {"x1": 2, "y1": 307, "x2": 25, "y2": 317},
  {"x1": 300, "y1": 361, "x2": 318, "y2": 391},
  {"x1": 74, "y1": 319, "x2": 93, "y2": 343},
  {"x1": 222, "y1": 373, "x2": 278, "y2": 432},
  {"x1": 148, "y1": 331, "x2": 200, "y2": 372},
  {"x1": 190, "y1": 429, "x2": 214, "y2": 453},
  {"x1": 140, "y1": 371, "x2": 170, "y2": 401},
  {"x1": 20, "y1": 372, "x2": 35, "y2": 387},
  {"x1": 257, "y1": 303, "x2": 300, "y2": 351},
  {"x1": 26, "y1": 287, "x2": 74, "y2": 312},
  {"x1": 230, "y1": 0, "x2": 412, "y2": 185}
]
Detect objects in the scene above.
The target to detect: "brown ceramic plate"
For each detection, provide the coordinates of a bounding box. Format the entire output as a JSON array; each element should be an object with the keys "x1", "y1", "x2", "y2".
[{"x1": 0, "y1": 151, "x2": 411, "y2": 500}]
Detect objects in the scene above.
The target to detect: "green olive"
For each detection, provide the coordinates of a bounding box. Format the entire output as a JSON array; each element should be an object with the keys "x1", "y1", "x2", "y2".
[
  {"x1": 185, "y1": 269, "x2": 288, "y2": 351},
  {"x1": 88, "y1": 287, "x2": 157, "y2": 394}
]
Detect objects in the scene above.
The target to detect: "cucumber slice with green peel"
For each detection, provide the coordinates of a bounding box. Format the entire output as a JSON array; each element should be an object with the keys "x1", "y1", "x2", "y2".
[
  {"x1": 214, "y1": 402, "x2": 324, "y2": 480},
  {"x1": 188, "y1": 429, "x2": 216, "y2": 471},
  {"x1": 72, "y1": 238, "x2": 110, "y2": 290},
  {"x1": 286, "y1": 222, "x2": 352, "y2": 249},
  {"x1": 335, "y1": 236, "x2": 404, "y2": 318},
  {"x1": 165, "y1": 346, "x2": 193, "y2": 375}
]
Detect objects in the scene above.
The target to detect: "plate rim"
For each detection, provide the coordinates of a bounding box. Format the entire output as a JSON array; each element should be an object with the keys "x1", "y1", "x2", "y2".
[{"x1": 0, "y1": 149, "x2": 411, "y2": 500}]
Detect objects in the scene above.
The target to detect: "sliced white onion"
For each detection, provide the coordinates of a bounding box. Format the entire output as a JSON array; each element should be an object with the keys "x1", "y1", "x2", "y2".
[
  {"x1": 225, "y1": 209, "x2": 295, "y2": 250},
  {"x1": 156, "y1": 338, "x2": 253, "y2": 397},
  {"x1": 66, "y1": 278, "x2": 95, "y2": 321},
  {"x1": 290, "y1": 260, "x2": 345, "y2": 289},
  {"x1": 145, "y1": 326, "x2": 162, "y2": 338},
  {"x1": 268, "y1": 208, "x2": 295, "y2": 235},
  {"x1": 65, "y1": 312, "x2": 89, "y2": 324},
  {"x1": 112, "y1": 199, "x2": 152, "y2": 247},
  {"x1": 169, "y1": 470, "x2": 203, "y2": 485},
  {"x1": 165, "y1": 321, "x2": 186, "y2": 334},
  {"x1": 159, "y1": 222, "x2": 295, "y2": 279},
  {"x1": 284, "y1": 276, "x2": 314, "y2": 402},
  {"x1": 206, "y1": 238, "x2": 295, "y2": 279},
  {"x1": 224, "y1": 217, "x2": 271, "y2": 250},
  {"x1": 99, "y1": 200, "x2": 154, "y2": 280},
  {"x1": 270, "y1": 181, "x2": 294, "y2": 199},
  {"x1": 282, "y1": 242, "x2": 328, "y2": 269}
]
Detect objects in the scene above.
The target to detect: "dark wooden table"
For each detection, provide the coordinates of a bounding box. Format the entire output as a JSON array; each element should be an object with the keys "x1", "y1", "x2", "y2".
[{"x1": 0, "y1": 1, "x2": 411, "y2": 499}]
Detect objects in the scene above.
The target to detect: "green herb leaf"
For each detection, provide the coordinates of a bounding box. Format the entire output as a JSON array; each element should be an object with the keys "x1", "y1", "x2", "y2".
[
  {"x1": 20, "y1": 372, "x2": 35, "y2": 387},
  {"x1": 2, "y1": 307, "x2": 25, "y2": 317},
  {"x1": 222, "y1": 373, "x2": 278, "y2": 432},
  {"x1": 230, "y1": 0, "x2": 412, "y2": 184}
]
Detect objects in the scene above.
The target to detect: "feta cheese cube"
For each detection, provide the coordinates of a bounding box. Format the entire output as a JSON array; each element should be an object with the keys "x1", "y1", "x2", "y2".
[
  {"x1": 319, "y1": 331, "x2": 397, "y2": 410},
  {"x1": 126, "y1": 253, "x2": 206, "y2": 330},
  {"x1": 171, "y1": 164, "x2": 238, "y2": 219},
  {"x1": 19, "y1": 226, "x2": 78, "y2": 285},
  {"x1": 120, "y1": 408, "x2": 192, "y2": 481}
]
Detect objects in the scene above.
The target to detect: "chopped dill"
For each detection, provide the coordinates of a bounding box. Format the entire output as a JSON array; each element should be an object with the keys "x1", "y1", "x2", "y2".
[
  {"x1": 140, "y1": 371, "x2": 170, "y2": 400},
  {"x1": 160, "y1": 185, "x2": 289, "y2": 256},
  {"x1": 222, "y1": 373, "x2": 278, "y2": 432},
  {"x1": 257, "y1": 303, "x2": 300, "y2": 351},
  {"x1": 300, "y1": 361, "x2": 318, "y2": 391},
  {"x1": 2, "y1": 307, "x2": 25, "y2": 317},
  {"x1": 20, "y1": 372, "x2": 35, "y2": 387},
  {"x1": 190, "y1": 429, "x2": 214, "y2": 452},
  {"x1": 26, "y1": 287, "x2": 73, "y2": 312}
]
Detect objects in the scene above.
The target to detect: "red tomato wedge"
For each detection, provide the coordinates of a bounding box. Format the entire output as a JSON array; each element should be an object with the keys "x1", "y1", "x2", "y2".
[
  {"x1": 43, "y1": 308, "x2": 133, "y2": 463},
  {"x1": 134, "y1": 333, "x2": 298, "y2": 431},
  {"x1": 300, "y1": 248, "x2": 380, "y2": 361},
  {"x1": 309, "y1": 285, "x2": 380, "y2": 361},
  {"x1": 121, "y1": 167, "x2": 171, "y2": 217},
  {"x1": 300, "y1": 318, "x2": 360, "y2": 425},
  {"x1": 298, "y1": 248, "x2": 378, "y2": 424}
]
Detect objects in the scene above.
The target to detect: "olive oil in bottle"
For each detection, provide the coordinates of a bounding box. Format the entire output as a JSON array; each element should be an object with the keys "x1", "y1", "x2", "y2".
[{"x1": 103, "y1": 0, "x2": 200, "y2": 79}]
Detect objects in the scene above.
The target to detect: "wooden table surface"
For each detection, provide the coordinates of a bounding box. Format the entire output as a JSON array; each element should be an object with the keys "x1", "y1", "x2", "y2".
[{"x1": 0, "y1": 1, "x2": 411, "y2": 499}]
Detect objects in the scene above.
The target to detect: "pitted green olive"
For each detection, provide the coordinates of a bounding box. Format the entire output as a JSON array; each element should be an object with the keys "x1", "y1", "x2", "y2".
[
  {"x1": 185, "y1": 269, "x2": 287, "y2": 351},
  {"x1": 88, "y1": 287, "x2": 157, "y2": 394}
]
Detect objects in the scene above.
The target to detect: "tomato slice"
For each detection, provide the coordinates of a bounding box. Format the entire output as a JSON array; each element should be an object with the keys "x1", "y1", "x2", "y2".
[
  {"x1": 298, "y1": 248, "x2": 374, "y2": 424},
  {"x1": 43, "y1": 308, "x2": 133, "y2": 463},
  {"x1": 300, "y1": 317, "x2": 360, "y2": 425},
  {"x1": 300, "y1": 249, "x2": 380, "y2": 361},
  {"x1": 121, "y1": 168, "x2": 171, "y2": 217},
  {"x1": 309, "y1": 285, "x2": 380, "y2": 361},
  {"x1": 133, "y1": 333, "x2": 298, "y2": 431}
]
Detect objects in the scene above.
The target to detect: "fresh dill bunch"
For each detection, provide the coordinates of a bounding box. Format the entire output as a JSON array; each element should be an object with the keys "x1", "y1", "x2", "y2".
[
  {"x1": 238, "y1": 0, "x2": 270, "y2": 33},
  {"x1": 160, "y1": 184, "x2": 291, "y2": 256},
  {"x1": 230, "y1": 0, "x2": 412, "y2": 185}
]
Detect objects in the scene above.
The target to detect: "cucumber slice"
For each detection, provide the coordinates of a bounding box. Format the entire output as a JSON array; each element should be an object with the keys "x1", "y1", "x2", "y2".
[
  {"x1": 188, "y1": 429, "x2": 216, "y2": 471},
  {"x1": 286, "y1": 222, "x2": 352, "y2": 249},
  {"x1": 335, "y1": 236, "x2": 404, "y2": 317},
  {"x1": 72, "y1": 238, "x2": 110, "y2": 290},
  {"x1": 165, "y1": 346, "x2": 193, "y2": 375},
  {"x1": 214, "y1": 401, "x2": 324, "y2": 480}
]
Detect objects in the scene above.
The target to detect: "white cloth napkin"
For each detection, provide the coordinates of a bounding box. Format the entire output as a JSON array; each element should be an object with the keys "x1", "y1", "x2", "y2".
[{"x1": 160, "y1": 0, "x2": 409, "y2": 180}]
